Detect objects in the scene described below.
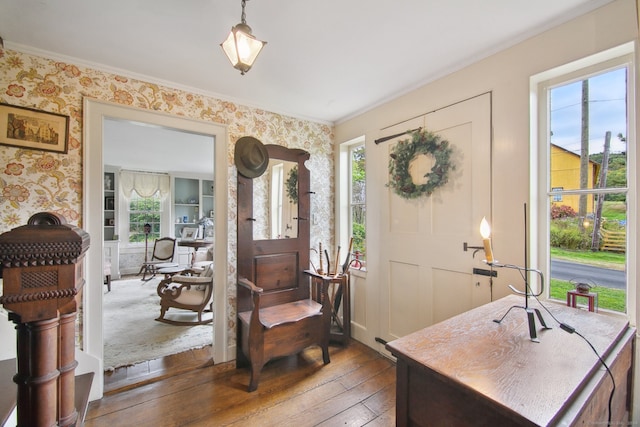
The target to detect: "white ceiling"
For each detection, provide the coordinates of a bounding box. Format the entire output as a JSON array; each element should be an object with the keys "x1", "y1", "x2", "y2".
[
  {"x1": 103, "y1": 118, "x2": 215, "y2": 176},
  {"x1": 0, "y1": 0, "x2": 615, "y2": 125}
]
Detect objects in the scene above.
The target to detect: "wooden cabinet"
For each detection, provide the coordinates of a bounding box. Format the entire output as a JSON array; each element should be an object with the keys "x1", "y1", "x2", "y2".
[{"x1": 386, "y1": 294, "x2": 635, "y2": 426}]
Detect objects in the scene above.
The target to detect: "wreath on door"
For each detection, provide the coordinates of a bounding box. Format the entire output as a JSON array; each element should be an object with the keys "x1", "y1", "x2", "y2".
[{"x1": 387, "y1": 129, "x2": 454, "y2": 199}]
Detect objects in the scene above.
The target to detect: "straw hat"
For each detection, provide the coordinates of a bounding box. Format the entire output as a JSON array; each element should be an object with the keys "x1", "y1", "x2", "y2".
[{"x1": 234, "y1": 136, "x2": 268, "y2": 178}]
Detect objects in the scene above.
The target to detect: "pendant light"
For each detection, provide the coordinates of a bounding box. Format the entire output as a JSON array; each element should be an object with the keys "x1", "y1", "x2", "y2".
[{"x1": 220, "y1": 0, "x2": 266, "y2": 75}]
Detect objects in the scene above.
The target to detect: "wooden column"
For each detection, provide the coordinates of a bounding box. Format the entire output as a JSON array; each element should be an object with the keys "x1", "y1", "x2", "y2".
[
  {"x1": 0, "y1": 212, "x2": 90, "y2": 427},
  {"x1": 14, "y1": 318, "x2": 59, "y2": 427},
  {"x1": 58, "y1": 311, "x2": 79, "y2": 426}
]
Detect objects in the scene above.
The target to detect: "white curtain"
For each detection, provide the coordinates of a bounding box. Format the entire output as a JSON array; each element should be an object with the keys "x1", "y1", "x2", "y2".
[{"x1": 119, "y1": 170, "x2": 170, "y2": 200}]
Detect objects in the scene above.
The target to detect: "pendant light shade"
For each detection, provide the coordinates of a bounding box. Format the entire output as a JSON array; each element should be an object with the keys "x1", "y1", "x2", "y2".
[{"x1": 221, "y1": 0, "x2": 266, "y2": 75}]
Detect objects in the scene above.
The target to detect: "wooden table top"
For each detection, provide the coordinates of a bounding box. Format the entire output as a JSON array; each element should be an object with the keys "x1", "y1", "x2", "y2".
[
  {"x1": 386, "y1": 294, "x2": 632, "y2": 426},
  {"x1": 177, "y1": 240, "x2": 212, "y2": 248}
]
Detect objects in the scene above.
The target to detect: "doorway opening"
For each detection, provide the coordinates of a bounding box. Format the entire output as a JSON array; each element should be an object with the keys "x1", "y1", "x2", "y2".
[{"x1": 83, "y1": 98, "x2": 228, "y2": 398}]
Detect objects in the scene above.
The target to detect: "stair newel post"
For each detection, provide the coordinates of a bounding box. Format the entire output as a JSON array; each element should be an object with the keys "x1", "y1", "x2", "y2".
[
  {"x1": 58, "y1": 311, "x2": 79, "y2": 426},
  {"x1": 0, "y1": 212, "x2": 90, "y2": 427}
]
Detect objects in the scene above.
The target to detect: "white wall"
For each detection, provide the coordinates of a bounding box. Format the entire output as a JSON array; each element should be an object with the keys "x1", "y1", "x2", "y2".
[{"x1": 335, "y1": 0, "x2": 637, "y2": 352}]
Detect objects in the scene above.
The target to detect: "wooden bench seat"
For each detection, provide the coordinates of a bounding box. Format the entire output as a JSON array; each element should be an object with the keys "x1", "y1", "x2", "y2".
[
  {"x1": 235, "y1": 143, "x2": 331, "y2": 392},
  {"x1": 239, "y1": 299, "x2": 322, "y2": 329}
]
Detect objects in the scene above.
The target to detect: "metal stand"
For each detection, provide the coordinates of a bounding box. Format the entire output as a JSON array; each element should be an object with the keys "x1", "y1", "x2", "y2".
[
  {"x1": 490, "y1": 263, "x2": 551, "y2": 342},
  {"x1": 140, "y1": 223, "x2": 153, "y2": 281}
]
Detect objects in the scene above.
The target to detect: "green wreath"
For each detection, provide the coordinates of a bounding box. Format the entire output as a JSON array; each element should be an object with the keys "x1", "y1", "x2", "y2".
[
  {"x1": 286, "y1": 166, "x2": 298, "y2": 203},
  {"x1": 388, "y1": 129, "x2": 454, "y2": 199}
]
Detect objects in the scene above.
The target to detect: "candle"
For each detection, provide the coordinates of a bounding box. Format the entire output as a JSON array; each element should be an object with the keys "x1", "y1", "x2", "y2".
[{"x1": 479, "y1": 217, "x2": 494, "y2": 263}]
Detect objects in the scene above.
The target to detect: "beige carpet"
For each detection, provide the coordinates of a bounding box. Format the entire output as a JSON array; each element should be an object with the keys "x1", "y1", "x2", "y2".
[{"x1": 103, "y1": 276, "x2": 213, "y2": 370}]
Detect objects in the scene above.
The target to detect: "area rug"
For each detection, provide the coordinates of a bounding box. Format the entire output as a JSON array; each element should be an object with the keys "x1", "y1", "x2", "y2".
[{"x1": 103, "y1": 276, "x2": 213, "y2": 370}]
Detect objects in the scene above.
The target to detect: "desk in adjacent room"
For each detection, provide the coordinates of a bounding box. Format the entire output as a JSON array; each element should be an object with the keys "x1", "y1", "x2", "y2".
[
  {"x1": 386, "y1": 294, "x2": 634, "y2": 426},
  {"x1": 178, "y1": 239, "x2": 212, "y2": 266}
]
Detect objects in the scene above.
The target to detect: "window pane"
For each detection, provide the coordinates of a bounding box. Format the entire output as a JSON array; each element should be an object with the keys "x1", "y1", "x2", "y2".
[
  {"x1": 351, "y1": 204, "x2": 366, "y2": 256},
  {"x1": 129, "y1": 193, "x2": 161, "y2": 243},
  {"x1": 549, "y1": 68, "x2": 627, "y2": 191},
  {"x1": 349, "y1": 143, "x2": 366, "y2": 266},
  {"x1": 547, "y1": 66, "x2": 628, "y2": 314},
  {"x1": 351, "y1": 145, "x2": 365, "y2": 204},
  {"x1": 548, "y1": 194, "x2": 626, "y2": 313}
]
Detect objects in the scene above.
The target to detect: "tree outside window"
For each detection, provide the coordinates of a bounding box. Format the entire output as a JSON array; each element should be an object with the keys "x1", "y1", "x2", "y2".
[
  {"x1": 129, "y1": 192, "x2": 161, "y2": 243},
  {"x1": 350, "y1": 144, "x2": 366, "y2": 265}
]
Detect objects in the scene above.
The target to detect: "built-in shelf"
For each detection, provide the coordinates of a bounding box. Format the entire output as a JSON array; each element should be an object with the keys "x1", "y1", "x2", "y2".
[
  {"x1": 172, "y1": 176, "x2": 214, "y2": 265},
  {"x1": 104, "y1": 167, "x2": 120, "y2": 279}
]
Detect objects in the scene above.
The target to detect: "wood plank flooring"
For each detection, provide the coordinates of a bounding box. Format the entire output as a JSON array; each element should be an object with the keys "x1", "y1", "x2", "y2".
[{"x1": 86, "y1": 340, "x2": 396, "y2": 426}]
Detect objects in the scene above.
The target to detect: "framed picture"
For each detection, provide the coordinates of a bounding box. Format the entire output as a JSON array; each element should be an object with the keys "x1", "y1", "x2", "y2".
[
  {"x1": 105, "y1": 196, "x2": 115, "y2": 211},
  {"x1": 0, "y1": 103, "x2": 69, "y2": 153},
  {"x1": 181, "y1": 227, "x2": 198, "y2": 240}
]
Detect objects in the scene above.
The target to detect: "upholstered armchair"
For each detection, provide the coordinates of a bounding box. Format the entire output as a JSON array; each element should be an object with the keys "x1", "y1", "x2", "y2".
[{"x1": 156, "y1": 263, "x2": 213, "y2": 326}]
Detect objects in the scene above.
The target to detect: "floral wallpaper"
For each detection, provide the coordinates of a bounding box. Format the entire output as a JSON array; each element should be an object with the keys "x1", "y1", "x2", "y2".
[{"x1": 0, "y1": 46, "x2": 335, "y2": 349}]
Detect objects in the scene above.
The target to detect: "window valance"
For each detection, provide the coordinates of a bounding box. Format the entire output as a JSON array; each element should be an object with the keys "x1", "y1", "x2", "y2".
[{"x1": 119, "y1": 170, "x2": 170, "y2": 200}]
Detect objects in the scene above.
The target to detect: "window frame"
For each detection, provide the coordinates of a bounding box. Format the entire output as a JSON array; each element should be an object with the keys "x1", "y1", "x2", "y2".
[
  {"x1": 338, "y1": 136, "x2": 366, "y2": 273},
  {"x1": 532, "y1": 45, "x2": 635, "y2": 320},
  {"x1": 128, "y1": 191, "x2": 162, "y2": 244},
  {"x1": 118, "y1": 189, "x2": 171, "y2": 248}
]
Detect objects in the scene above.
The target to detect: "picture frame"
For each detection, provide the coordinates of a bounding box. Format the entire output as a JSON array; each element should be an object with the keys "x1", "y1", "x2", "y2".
[
  {"x1": 181, "y1": 227, "x2": 198, "y2": 241},
  {"x1": 0, "y1": 103, "x2": 69, "y2": 154},
  {"x1": 105, "y1": 196, "x2": 115, "y2": 211}
]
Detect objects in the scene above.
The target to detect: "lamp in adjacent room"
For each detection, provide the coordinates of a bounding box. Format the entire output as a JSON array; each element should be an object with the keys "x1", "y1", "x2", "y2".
[
  {"x1": 221, "y1": 0, "x2": 267, "y2": 75},
  {"x1": 143, "y1": 223, "x2": 151, "y2": 263}
]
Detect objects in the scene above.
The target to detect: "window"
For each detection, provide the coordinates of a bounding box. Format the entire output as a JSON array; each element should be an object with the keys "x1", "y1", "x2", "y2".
[
  {"x1": 350, "y1": 144, "x2": 366, "y2": 266},
  {"x1": 128, "y1": 192, "x2": 161, "y2": 243},
  {"x1": 339, "y1": 137, "x2": 366, "y2": 271},
  {"x1": 537, "y1": 50, "x2": 633, "y2": 314}
]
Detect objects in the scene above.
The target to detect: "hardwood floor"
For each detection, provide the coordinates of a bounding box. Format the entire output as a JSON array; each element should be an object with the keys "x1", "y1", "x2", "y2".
[
  {"x1": 86, "y1": 340, "x2": 396, "y2": 426},
  {"x1": 102, "y1": 346, "x2": 216, "y2": 395}
]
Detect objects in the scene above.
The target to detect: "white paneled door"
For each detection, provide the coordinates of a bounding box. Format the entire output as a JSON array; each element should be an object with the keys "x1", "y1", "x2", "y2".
[{"x1": 378, "y1": 93, "x2": 492, "y2": 351}]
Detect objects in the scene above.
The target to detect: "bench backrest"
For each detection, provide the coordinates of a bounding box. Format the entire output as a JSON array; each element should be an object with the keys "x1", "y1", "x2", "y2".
[{"x1": 237, "y1": 144, "x2": 311, "y2": 312}]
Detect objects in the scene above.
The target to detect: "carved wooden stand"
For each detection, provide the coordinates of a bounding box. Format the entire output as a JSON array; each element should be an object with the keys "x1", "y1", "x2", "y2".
[
  {"x1": 0, "y1": 212, "x2": 91, "y2": 427},
  {"x1": 305, "y1": 271, "x2": 351, "y2": 345}
]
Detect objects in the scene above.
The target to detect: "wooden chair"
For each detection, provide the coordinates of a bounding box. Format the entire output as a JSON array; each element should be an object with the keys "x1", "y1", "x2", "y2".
[
  {"x1": 138, "y1": 237, "x2": 177, "y2": 281},
  {"x1": 156, "y1": 263, "x2": 214, "y2": 325},
  {"x1": 236, "y1": 144, "x2": 331, "y2": 392}
]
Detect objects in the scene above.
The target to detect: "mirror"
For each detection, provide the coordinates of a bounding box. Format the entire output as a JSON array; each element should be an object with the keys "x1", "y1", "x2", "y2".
[{"x1": 253, "y1": 158, "x2": 299, "y2": 239}]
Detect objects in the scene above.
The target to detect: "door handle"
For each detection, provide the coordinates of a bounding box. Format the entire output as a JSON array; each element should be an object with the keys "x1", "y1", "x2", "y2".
[{"x1": 473, "y1": 268, "x2": 497, "y2": 277}]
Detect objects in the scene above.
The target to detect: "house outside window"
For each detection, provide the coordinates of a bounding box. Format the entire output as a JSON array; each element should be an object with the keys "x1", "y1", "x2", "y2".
[{"x1": 551, "y1": 187, "x2": 563, "y2": 202}]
